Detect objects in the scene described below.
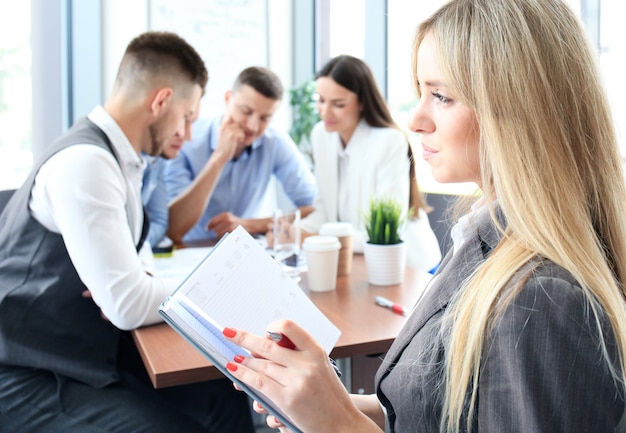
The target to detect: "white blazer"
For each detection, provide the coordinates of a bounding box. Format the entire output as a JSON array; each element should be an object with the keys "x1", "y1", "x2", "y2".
[{"x1": 301, "y1": 120, "x2": 442, "y2": 271}]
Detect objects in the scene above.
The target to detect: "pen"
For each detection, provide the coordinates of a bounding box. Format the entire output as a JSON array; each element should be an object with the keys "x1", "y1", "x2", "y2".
[
  {"x1": 266, "y1": 331, "x2": 342, "y2": 378},
  {"x1": 267, "y1": 330, "x2": 296, "y2": 349},
  {"x1": 375, "y1": 295, "x2": 406, "y2": 316}
]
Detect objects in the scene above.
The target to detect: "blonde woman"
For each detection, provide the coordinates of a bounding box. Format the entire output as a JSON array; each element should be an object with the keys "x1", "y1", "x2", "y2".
[{"x1": 222, "y1": 1, "x2": 626, "y2": 432}]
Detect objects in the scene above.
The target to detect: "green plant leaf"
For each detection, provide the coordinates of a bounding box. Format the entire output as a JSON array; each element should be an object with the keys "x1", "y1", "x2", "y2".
[
  {"x1": 363, "y1": 197, "x2": 404, "y2": 245},
  {"x1": 289, "y1": 79, "x2": 320, "y2": 148}
]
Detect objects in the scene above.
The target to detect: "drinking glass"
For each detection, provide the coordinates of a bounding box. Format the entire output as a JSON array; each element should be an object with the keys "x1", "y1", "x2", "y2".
[{"x1": 273, "y1": 209, "x2": 302, "y2": 279}]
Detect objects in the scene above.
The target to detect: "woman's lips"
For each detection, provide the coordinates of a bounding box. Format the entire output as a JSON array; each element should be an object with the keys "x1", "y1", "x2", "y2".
[{"x1": 422, "y1": 144, "x2": 438, "y2": 160}]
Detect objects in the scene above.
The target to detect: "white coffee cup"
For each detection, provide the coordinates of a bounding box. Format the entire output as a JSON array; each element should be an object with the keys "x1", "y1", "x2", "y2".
[
  {"x1": 303, "y1": 235, "x2": 341, "y2": 292},
  {"x1": 319, "y1": 222, "x2": 354, "y2": 276}
]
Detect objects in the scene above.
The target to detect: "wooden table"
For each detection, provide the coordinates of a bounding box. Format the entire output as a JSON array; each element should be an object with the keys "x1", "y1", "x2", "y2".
[{"x1": 132, "y1": 254, "x2": 431, "y2": 388}]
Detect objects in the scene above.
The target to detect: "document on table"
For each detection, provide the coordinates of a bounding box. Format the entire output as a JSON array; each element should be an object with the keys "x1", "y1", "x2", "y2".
[
  {"x1": 153, "y1": 247, "x2": 214, "y2": 282},
  {"x1": 158, "y1": 225, "x2": 341, "y2": 433}
]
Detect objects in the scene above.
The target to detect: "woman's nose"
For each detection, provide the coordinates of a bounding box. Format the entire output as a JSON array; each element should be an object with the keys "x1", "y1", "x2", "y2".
[{"x1": 408, "y1": 99, "x2": 432, "y2": 134}]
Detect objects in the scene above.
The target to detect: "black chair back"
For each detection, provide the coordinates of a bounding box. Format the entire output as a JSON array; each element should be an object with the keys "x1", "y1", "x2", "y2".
[{"x1": 425, "y1": 193, "x2": 457, "y2": 257}]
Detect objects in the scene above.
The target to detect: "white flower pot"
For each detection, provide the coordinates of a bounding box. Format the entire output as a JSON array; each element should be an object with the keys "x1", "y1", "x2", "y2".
[{"x1": 363, "y1": 241, "x2": 407, "y2": 286}]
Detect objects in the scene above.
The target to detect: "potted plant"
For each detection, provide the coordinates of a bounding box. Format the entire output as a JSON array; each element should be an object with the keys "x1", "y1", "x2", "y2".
[
  {"x1": 289, "y1": 79, "x2": 320, "y2": 168},
  {"x1": 362, "y1": 197, "x2": 408, "y2": 286}
]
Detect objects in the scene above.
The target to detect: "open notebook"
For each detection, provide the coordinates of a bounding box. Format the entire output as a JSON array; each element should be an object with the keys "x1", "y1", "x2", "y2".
[{"x1": 158, "y1": 225, "x2": 341, "y2": 433}]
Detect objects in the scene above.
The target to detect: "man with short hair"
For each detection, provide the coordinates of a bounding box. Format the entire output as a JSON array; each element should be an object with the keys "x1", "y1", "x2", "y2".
[
  {"x1": 0, "y1": 31, "x2": 254, "y2": 432},
  {"x1": 165, "y1": 66, "x2": 316, "y2": 244}
]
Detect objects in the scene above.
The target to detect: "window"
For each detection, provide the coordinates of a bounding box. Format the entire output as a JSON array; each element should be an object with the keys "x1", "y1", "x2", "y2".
[
  {"x1": 598, "y1": 1, "x2": 626, "y2": 155},
  {"x1": 387, "y1": 0, "x2": 475, "y2": 194},
  {"x1": 0, "y1": 2, "x2": 32, "y2": 190},
  {"x1": 387, "y1": 0, "x2": 626, "y2": 193},
  {"x1": 326, "y1": 0, "x2": 365, "y2": 61}
]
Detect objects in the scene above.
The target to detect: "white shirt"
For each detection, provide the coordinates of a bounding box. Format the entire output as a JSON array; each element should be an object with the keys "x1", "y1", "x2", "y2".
[
  {"x1": 336, "y1": 141, "x2": 351, "y2": 222},
  {"x1": 29, "y1": 106, "x2": 177, "y2": 330},
  {"x1": 301, "y1": 120, "x2": 442, "y2": 271},
  {"x1": 450, "y1": 200, "x2": 489, "y2": 254}
]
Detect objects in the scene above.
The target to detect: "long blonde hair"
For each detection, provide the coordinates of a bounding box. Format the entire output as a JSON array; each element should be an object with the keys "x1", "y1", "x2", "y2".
[{"x1": 412, "y1": 0, "x2": 626, "y2": 431}]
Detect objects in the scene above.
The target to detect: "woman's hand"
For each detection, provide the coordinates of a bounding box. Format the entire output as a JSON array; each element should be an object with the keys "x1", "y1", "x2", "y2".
[
  {"x1": 252, "y1": 400, "x2": 293, "y2": 433},
  {"x1": 222, "y1": 319, "x2": 383, "y2": 433}
]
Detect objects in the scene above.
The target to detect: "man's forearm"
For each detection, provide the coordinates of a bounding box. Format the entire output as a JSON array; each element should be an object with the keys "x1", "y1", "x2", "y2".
[
  {"x1": 244, "y1": 205, "x2": 312, "y2": 236},
  {"x1": 298, "y1": 205, "x2": 315, "y2": 219},
  {"x1": 167, "y1": 156, "x2": 228, "y2": 243},
  {"x1": 242, "y1": 216, "x2": 273, "y2": 235}
]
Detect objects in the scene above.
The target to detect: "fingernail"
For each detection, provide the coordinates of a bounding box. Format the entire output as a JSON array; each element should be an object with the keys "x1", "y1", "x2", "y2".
[
  {"x1": 223, "y1": 327, "x2": 237, "y2": 338},
  {"x1": 274, "y1": 417, "x2": 280, "y2": 424},
  {"x1": 234, "y1": 354, "x2": 245, "y2": 363},
  {"x1": 226, "y1": 362, "x2": 238, "y2": 372}
]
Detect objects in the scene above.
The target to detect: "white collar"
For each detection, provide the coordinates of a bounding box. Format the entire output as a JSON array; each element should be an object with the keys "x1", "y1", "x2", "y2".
[
  {"x1": 87, "y1": 105, "x2": 143, "y2": 171},
  {"x1": 451, "y1": 200, "x2": 489, "y2": 254}
]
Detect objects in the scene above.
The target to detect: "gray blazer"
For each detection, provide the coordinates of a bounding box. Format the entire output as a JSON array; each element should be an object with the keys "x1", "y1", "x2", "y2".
[{"x1": 375, "y1": 207, "x2": 626, "y2": 432}]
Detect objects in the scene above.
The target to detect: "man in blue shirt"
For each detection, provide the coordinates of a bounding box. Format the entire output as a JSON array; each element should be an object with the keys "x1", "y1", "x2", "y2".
[
  {"x1": 165, "y1": 66, "x2": 316, "y2": 243},
  {"x1": 141, "y1": 153, "x2": 169, "y2": 247},
  {"x1": 142, "y1": 129, "x2": 192, "y2": 248}
]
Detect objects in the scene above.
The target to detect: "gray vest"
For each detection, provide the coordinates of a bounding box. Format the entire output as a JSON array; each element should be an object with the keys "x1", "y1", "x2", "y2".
[{"x1": 0, "y1": 118, "x2": 144, "y2": 388}]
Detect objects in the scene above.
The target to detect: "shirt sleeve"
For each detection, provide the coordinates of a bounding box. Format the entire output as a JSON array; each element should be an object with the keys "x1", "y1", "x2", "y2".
[
  {"x1": 371, "y1": 130, "x2": 410, "y2": 209},
  {"x1": 300, "y1": 124, "x2": 330, "y2": 233},
  {"x1": 164, "y1": 117, "x2": 213, "y2": 203},
  {"x1": 164, "y1": 149, "x2": 195, "y2": 203},
  {"x1": 35, "y1": 146, "x2": 177, "y2": 330},
  {"x1": 477, "y1": 274, "x2": 624, "y2": 432},
  {"x1": 272, "y1": 132, "x2": 317, "y2": 208},
  {"x1": 353, "y1": 129, "x2": 410, "y2": 252}
]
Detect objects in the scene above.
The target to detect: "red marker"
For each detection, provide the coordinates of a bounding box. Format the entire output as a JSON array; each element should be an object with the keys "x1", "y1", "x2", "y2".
[
  {"x1": 375, "y1": 296, "x2": 406, "y2": 316},
  {"x1": 267, "y1": 330, "x2": 342, "y2": 378}
]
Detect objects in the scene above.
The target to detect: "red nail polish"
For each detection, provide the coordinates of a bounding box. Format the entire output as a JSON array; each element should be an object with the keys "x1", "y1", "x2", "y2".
[
  {"x1": 223, "y1": 327, "x2": 237, "y2": 338},
  {"x1": 226, "y1": 362, "x2": 238, "y2": 372},
  {"x1": 234, "y1": 354, "x2": 245, "y2": 363}
]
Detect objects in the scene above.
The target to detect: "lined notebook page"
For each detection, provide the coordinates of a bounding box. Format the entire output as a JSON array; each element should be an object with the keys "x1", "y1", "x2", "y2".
[{"x1": 160, "y1": 225, "x2": 340, "y2": 353}]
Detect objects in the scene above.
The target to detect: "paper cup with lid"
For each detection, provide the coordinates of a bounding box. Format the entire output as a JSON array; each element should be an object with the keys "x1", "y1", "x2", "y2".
[
  {"x1": 319, "y1": 222, "x2": 354, "y2": 276},
  {"x1": 303, "y1": 235, "x2": 341, "y2": 292}
]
